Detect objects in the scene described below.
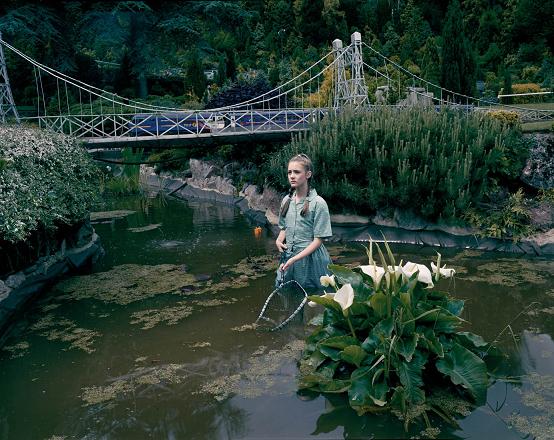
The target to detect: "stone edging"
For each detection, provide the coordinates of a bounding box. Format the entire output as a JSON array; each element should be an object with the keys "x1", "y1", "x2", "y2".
[
  {"x1": 141, "y1": 163, "x2": 554, "y2": 256},
  {"x1": 0, "y1": 222, "x2": 104, "y2": 344}
]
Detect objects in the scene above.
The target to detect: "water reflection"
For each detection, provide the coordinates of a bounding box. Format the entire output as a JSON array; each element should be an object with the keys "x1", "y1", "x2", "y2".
[{"x1": 0, "y1": 194, "x2": 552, "y2": 439}]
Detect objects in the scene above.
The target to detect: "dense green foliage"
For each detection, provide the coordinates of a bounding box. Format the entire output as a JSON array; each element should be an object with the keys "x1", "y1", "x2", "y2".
[
  {"x1": 264, "y1": 109, "x2": 527, "y2": 221},
  {"x1": 0, "y1": 125, "x2": 98, "y2": 243},
  {"x1": 300, "y1": 243, "x2": 496, "y2": 429},
  {"x1": 0, "y1": 1, "x2": 552, "y2": 107}
]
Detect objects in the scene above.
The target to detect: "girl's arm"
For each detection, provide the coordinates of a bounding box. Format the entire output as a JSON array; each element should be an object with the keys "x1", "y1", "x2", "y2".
[
  {"x1": 275, "y1": 230, "x2": 287, "y2": 252},
  {"x1": 281, "y1": 237, "x2": 322, "y2": 271}
]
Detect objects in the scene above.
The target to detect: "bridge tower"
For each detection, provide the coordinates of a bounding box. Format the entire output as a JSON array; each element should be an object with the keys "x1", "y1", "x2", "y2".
[
  {"x1": 332, "y1": 33, "x2": 369, "y2": 109},
  {"x1": 0, "y1": 32, "x2": 20, "y2": 124},
  {"x1": 348, "y1": 32, "x2": 369, "y2": 108},
  {"x1": 332, "y1": 38, "x2": 349, "y2": 109}
]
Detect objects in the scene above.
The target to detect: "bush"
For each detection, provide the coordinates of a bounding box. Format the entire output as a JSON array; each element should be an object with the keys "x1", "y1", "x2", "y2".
[
  {"x1": 0, "y1": 125, "x2": 98, "y2": 243},
  {"x1": 263, "y1": 109, "x2": 527, "y2": 222},
  {"x1": 485, "y1": 110, "x2": 520, "y2": 127},
  {"x1": 511, "y1": 83, "x2": 543, "y2": 104}
]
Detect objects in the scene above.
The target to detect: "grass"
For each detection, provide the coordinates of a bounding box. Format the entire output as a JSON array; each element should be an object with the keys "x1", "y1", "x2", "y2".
[{"x1": 521, "y1": 121, "x2": 554, "y2": 132}]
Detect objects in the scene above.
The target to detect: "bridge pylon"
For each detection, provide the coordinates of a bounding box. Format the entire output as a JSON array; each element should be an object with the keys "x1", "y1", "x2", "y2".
[
  {"x1": 0, "y1": 32, "x2": 20, "y2": 124},
  {"x1": 332, "y1": 32, "x2": 369, "y2": 110}
]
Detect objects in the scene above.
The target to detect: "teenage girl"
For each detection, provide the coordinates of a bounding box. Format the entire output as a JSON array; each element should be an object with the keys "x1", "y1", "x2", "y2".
[{"x1": 275, "y1": 153, "x2": 332, "y2": 289}]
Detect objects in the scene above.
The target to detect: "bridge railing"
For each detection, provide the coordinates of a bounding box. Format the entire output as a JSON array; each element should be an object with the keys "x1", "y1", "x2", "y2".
[{"x1": 20, "y1": 107, "x2": 329, "y2": 140}]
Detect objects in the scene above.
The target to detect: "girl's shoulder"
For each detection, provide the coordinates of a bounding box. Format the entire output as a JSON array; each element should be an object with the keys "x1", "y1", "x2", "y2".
[{"x1": 311, "y1": 195, "x2": 329, "y2": 210}]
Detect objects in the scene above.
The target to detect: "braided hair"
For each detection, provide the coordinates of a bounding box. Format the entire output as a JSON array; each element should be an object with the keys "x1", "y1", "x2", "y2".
[{"x1": 279, "y1": 153, "x2": 313, "y2": 218}]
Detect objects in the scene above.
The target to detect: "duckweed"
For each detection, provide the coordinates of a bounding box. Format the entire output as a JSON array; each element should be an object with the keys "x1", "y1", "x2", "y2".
[
  {"x1": 1, "y1": 341, "x2": 30, "y2": 359},
  {"x1": 30, "y1": 314, "x2": 100, "y2": 353}
]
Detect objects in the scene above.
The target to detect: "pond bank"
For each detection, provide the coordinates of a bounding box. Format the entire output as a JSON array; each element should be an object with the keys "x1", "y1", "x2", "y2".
[
  {"x1": 0, "y1": 220, "x2": 103, "y2": 344},
  {"x1": 141, "y1": 160, "x2": 554, "y2": 256}
]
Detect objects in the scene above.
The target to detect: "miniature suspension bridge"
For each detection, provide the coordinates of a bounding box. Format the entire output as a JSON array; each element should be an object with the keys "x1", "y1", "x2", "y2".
[{"x1": 1, "y1": 32, "x2": 552, "y2": 148}]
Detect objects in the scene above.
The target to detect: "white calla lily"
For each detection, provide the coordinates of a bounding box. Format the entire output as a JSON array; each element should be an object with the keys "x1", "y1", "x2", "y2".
[
  {"x1": 401, "y1": 262, "x2": 434, "y2": 288},
  {"x1": 359, "y1": 265, "x2": 385, "y2": 288},
  {"x1": 320, "y1": 274, "x2": 336, "y2": 288},
  {"x1": 333, "y1": 283, "x2": 354, "y2": 312},
  {"x1": 431, "y1": 262, "x2": 456, "y2": 279}
]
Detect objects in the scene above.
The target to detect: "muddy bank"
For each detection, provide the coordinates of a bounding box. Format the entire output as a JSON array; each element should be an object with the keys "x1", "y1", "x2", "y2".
[{"x1": 141, "y1": 162, "x2": 554, "y2": 256}]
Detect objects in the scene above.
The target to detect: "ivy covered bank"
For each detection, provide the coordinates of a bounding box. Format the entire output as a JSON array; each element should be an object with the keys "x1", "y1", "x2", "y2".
[{"x1": 0, "y1": 125, "x2": 102, "y2": 340}]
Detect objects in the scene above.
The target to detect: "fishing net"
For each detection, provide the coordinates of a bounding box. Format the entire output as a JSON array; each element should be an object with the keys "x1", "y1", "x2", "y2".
[{"x1": 255, "y1": 253, "x2": 308, "y2": 331}]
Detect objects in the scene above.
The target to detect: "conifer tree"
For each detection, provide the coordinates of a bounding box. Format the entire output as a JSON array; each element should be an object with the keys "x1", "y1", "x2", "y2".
[{"x1": 441, "y1": 0, "x2": 477, "y2": 99}]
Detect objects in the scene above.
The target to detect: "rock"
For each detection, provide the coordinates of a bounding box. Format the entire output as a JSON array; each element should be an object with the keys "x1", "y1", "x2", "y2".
[
  {"x1": 194, "y1": 274, "x2": 212, "y2": 282},
  {"x1": 528, "y1": 201, "x2": 554, "y2": 230},
  {"x1": 189, "y1": 159, "x2": 221, "y2": 179},
  {"x1": 330, "y1": 214, "x2": 371, "y2": 226},
  {"x1": 521, "y1": 133, "x2": 554, "y2": 189},
  {"x1": 0, "y1": 280, "x2": 11, "y2": 301},
  {"x1": 4, "y1": 273, "x2": 25, "y2": 289}
]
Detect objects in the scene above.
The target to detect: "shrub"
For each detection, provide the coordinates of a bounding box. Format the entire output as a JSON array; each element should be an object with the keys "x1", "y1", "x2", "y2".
[
  {"x1": 511, "y1": 83, "x2": 543, "y2": 104},
  {"x1": 263, "y1": 109, "x2": 527, "y2": 222},
  {"x1": 0, "y1": 125, "x2": 98, "y2": 243},
  {"x1": 485, "y1": 110, "x2": 520, "y2": 128}
]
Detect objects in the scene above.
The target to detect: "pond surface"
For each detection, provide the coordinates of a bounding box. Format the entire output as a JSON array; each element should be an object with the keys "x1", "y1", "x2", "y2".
[{"x1": 1, "y1": 194, "x2": 553, "y2": 440}]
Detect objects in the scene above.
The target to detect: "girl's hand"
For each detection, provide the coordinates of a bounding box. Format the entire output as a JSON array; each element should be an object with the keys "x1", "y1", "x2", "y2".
[
  {"x1": 281, "y1": 256, "x2": 297, "y2": 272},
  {"x1": 276, "y1": 240, "x2": 288, "y2": 253}
]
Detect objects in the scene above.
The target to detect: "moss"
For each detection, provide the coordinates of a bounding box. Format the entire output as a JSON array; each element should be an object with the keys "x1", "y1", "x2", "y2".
[
  {"x1": 198, "y1": 340, "x2": 305, "y2": 401},
  {"x1": 54, "y1": 264, "x2": 200, "y2": 305}
]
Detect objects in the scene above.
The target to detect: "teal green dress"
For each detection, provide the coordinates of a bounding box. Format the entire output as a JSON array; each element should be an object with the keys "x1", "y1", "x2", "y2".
[{"x1": 276, "y1": 188, "x2": 333, "y2": 289}]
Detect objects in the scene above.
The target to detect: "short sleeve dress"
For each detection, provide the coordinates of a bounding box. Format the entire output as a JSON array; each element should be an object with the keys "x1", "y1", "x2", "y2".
[{"x1": 277, "y1": 188, "x2": 333, "y2": 289}]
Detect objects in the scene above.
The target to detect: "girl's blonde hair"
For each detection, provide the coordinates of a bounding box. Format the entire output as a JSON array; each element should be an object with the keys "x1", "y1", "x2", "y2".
[{"x1": 280, "y1": 153, "x2": 313, "y2": 218}]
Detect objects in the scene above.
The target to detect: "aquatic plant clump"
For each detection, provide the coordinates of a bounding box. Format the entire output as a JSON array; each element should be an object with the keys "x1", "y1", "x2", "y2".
[{"x1": 299, "y1": 241, "x2": 495, "y2": 430}]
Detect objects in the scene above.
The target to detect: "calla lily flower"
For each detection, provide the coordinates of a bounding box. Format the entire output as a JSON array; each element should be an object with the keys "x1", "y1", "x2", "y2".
[
  {"x1": 431, "y1": 262, "x2": 456, "y2": 279},
  {"x1": 402, "y1": 262, "x2": 434, "y2": 288},
  {"x1": 333, "y1": 284, "x2": 354, "y2": 312},
  {"x1": 320, "y1": 274, "x2": 336, "y2": 288},
  {"x1": 359, "y1": 265, "x2": 385, "y2": 288}
]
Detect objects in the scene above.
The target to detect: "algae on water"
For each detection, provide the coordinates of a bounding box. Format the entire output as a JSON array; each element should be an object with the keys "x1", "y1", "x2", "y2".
[
  {"x1": 81, "y1": 363, "x2": 187, "y2": 406},
  {"x1": 130, "y1": 303, "x2": 194, "y2": 329},
  {"x1": 30, "y1": 314, "x2": 100, "y2": 353},
  {"x1": 54, "y1": 264, "x2": 200, "y2": 305},
  {"x1": 1, "y1": 341, "x2": 30, "y2": 359},
  {"x1": 199, "y1": 340, "x2": 305, "y2": 401}
]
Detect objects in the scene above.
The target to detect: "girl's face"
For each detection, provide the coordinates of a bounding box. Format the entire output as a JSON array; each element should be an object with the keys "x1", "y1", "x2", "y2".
[{"x1": 287, "y1": 160, "x2": 312, "y2": 189}]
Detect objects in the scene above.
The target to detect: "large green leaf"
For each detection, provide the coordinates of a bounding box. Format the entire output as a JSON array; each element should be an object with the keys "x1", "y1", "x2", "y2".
[
  {"x1": 319, "y1": 335, "x2": 359, "y2": 349},
  {"x1": 446, "y1": 299, "x2": 465, "y2": 316},
  {"x1": 328, "y1": 264, "x2": 363, "y2": 288},
  {"x1": 420, "y1": 327, "x2": 444, "y2": 358},
  {"x1": 348, "y1": 376, "x2": 389, "y2": 408},
  {"x1": 308, "y1": 294, "x2": 342, "y2": 312},
  {"x1": 319, "y1": 345, "x2": 342, "y2": 361},
  {"x1": 456, "y1": 332, "x2": 489, "y2": 350},
  {"x1": 305, "y1": 350, "x2": 327, "y2": 369},
  {"x1": 436, "y1": 342, "x2": 488, "y2": 404},
  {"x1": 396, "y1": 333, "x2": 419, "y2": 362},
  {"x1": 340, "y1": 345, "x2": 368, "y2": 368},
  {"x1": 369, "y1": 292, "x2": 388, "y2": 317},
  {"x1": 395, "y1": 351, "x2": 426, "y2": 404}
]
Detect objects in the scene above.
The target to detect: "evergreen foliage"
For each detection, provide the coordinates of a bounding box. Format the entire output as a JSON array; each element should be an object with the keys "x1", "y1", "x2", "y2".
[
  {"x1": 264, "y1": 109, "x2": 527, "y2": 221},
  {"x1": 441, "y1": 0, "x2": 477, "y2": 99}
]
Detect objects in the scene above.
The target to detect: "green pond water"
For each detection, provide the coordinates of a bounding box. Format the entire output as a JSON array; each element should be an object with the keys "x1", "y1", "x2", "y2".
[{"x1": 1, "y1": 194, "x2": 553, "y2": 439}]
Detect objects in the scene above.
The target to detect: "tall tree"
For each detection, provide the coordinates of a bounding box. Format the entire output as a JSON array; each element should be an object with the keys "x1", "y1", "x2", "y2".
[{"x1": 441, "y1": 0, "x2": 477, "y2": 99}]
